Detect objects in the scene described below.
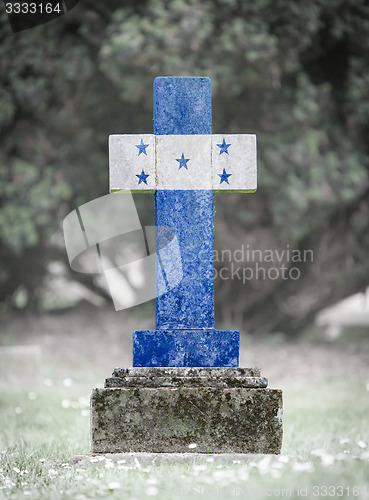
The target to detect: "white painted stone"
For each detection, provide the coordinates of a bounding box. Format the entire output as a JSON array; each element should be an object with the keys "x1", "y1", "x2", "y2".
[
  {"x1": 109, "y1": 133, "x2": 257, "y2": 192},
  {"x1": 156, "y1": 135, "x2": 212, "y2": 190},
  {"x1": 109, "y1": 134, "x2": 155, "y2": 192},
  {"x1": 212, "y1": 134, "x2": 257, "y2": 192}
]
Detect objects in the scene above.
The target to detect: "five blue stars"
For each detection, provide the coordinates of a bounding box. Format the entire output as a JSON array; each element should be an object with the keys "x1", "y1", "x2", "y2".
[
  {"x1": 136, "y1": 169, "x2": 150, "y2": 185},
  {"x1": 136, "y1": 138, "x2": 149, "y2": 156},
  {"x1": 217, "y1": 138, "x2": 231, "y2": 155},
  {"x1": 176, "y1": 153, "x2": 190, "y2": 170},
  {"x1": 218, "y1": 168, "x2": 232, "y2": 184}
]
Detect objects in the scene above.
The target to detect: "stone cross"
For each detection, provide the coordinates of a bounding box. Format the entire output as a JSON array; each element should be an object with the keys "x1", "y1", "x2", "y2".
[{"x1": 109, "y1": 76, "x2": 257, "y2": 367}]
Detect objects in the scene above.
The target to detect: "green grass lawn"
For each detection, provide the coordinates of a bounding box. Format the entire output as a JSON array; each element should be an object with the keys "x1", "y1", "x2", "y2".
[{"x1": 1, "y1": 377, "x2": 368, "y2": 499}]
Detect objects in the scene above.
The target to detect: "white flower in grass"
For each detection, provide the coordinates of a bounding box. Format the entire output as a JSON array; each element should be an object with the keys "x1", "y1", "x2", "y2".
[
  {"x1": 13, "y1": 467, "x2": 20, "y2": 474},
  {"x1": 188, "y1": 443, "x2": 197, "y2": 449},
  {"x1": 89, "y1": 458, "x2": 99, "y2": 463},
  {"x1": 117, "y1": 465, "x2": 130, "y2": 470},
  {"x1": 81, "y1": 410, "x2": 89, "y2": 417},
  {"x1": 48, "y1": 469, "x2": 58, "y2": 477},
  {"x1": 39, "y1": 459, "x2": 46, "y2": 463},
  {"x1": 61, "y1": 400, "x2": 70, "y2": 409},
  {"x1": 146, "y1": 477, "x2": 158, "y2": 485},
  {"x1": 24, "y1": 491, "x2": 31, "y2": 496},
  {"x1": 335, "y1": 453, "x2": 349, "y2": 460},
  {"x1": 104, "y1": 462, "x2": 114, "y2": 469},
  {"x1": 193, "y1": 464, "x2": 207, "y2": 472},
  {"x1": 321, "y1": 454, "x2": 335, "y2": 467},
  {"x1": 108, "y1": 482, "x2": 121, "y2": 491},
  {"x1": 15, "y1": 407, "x2": 22, "y2": 414},
  {"x1": 292, "y1": 462, "x2": 314, "y2": 472},
  {"x1": 238, "y1": 467, "x2": 249, "y2": 481},
  {"x1": 146, "y1": 486, "x2": 158, "y2": 496},
  {"x1": 358, "y1": 440, "x2": 367, "y2": 449},
  {"x1": 116, "y1": 459, "x2": 126, "y2": 464},
  {"x1": 27, "y1": 392, "x2": 37, "y2": 400},
  {"x1": 271, "y1": 468, "x2": 281, "y2": 479},
  {"x1": 256, "y1": 455, "x2": 272, "y2": 474},
  {"x1": 63, "y1": 378, "x2": 73, "y2": 387},
  {"x1": 311, "y1": 449, "x2": 325, "y2": 457},
  {"x1": 206, "y1": 457, "x2": 214, "y2": 463}
]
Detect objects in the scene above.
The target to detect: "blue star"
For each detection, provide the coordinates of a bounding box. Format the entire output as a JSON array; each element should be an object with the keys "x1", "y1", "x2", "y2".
[
  {"x1": 217, "y1": 138, "x2": 231, "y2": 155},
  {"x1": 136, "y1": 138, "x2": 149, "y2": 156},
  {"x1": 218, "y1": 168, "x2": 232, "y2": 184},
  {"x1": 176, "y1": 153, "x2": 190, "y2": 170},
  {"x1": 136, "y1": 169, "x2": 150, "y2": 185}
]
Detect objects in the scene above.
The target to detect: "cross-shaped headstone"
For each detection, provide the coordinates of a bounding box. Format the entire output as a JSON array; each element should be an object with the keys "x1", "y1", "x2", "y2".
[{"x1": 109, "y1": 76, "x2": 257, "y2": 367}]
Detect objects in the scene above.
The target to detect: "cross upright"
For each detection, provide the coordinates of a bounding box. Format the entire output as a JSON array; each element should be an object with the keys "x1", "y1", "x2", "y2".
[{"x1": 109, "y1": 76, "x2": 257, "y2": 367}]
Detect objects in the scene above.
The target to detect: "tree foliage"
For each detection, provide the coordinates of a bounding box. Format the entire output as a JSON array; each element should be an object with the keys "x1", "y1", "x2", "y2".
[{"x1": 0, "y1": 0, "x2": 369, "y2": 333}]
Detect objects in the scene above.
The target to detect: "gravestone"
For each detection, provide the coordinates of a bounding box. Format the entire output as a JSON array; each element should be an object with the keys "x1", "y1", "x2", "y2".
[{"x1": 91, "y1": 76, "x2": 283, "y2": 453}]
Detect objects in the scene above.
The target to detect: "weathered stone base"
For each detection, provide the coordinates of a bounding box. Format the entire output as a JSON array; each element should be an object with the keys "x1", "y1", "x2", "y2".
[{"x1": 91, "y1": 368, "x2": 283, "y2": 454}]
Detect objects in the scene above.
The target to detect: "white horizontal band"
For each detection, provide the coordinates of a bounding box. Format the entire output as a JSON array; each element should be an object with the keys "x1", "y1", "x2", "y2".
[{"x1": 109, "y1": 134, "x2": 257, "y2": 192}]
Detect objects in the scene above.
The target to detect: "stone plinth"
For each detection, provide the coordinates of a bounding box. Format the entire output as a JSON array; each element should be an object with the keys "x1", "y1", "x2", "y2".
[{"x1": 91, "y1": 368, "x2": 283, "y2": 454}]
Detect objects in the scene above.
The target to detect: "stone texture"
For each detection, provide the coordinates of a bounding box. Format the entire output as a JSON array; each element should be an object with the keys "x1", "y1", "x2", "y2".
[
  {"x1": 105, "y1": 367, "x2": 268, "y2": 388},
  {"x1": 107, "y1": 366, "x2": 266, "y2": 388},
  {"x1": 156, "y1": 135, "x2": 212, "y2": 190},
  {"x1": 154, "y1": 77, "x2": 212, "y2": 135},
  {"x1": 112, "y1": 367, "x2": 261, "y2": 377},
  {"x1": 212, "y1": 134, "x2": 257, "y2": 192},
  {"x1": 133, "y1": 329, "x2": 239, "y2": 367},
  {"x1": 153, "y1": 77, "x2": 215, "y2": 339},
  {"x1": 105, "y1": 375, "x2": 268, "y2": 388},
  {"x1": 91, "y1": 385, "x2": 283, "y2": 454},
  {"x1": 109, "y1": 134, "x2": 155, "y2": 192},
  {"x1": 155, "y1": 190, "x2": 215, "y2": 331}
]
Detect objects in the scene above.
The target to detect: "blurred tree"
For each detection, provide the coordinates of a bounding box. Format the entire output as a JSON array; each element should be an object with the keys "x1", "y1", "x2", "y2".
[{"x1": 0, "y1": 0, "x2": 368, "y2": 334}]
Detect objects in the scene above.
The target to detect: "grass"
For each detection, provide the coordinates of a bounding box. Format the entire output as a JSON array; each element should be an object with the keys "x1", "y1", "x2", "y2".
[{"x1": 0, "y1": 377, "x2": 369, "y2": 499}]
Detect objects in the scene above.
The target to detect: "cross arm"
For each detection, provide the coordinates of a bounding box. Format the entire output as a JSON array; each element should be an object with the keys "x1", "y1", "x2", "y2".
[{"x1": 109, "y1": 134, "x2": 257, "y2": 193}]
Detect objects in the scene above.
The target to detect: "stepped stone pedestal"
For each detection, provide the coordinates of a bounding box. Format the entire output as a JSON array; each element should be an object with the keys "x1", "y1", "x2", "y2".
[{"x1": 91, "y1": 367, "x2": 283, "y2": 454}]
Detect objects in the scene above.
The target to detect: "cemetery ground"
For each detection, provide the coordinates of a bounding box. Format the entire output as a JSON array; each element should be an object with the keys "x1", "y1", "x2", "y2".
[{"x1": 1, "y1": 305, "x2": 369, "y2": 499}]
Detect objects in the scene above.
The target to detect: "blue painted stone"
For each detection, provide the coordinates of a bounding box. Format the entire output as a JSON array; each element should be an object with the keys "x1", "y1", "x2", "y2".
[
  {"x1": 133, "y1": 330, "x2": 239, "y2": 367},
  {"x1": 154, "y1": 77, "x2": 212, "y2": 136},
  {"x1": 133, "y1": 76, "x2": 240, "y2": 367},
  {"x1": 155, "y1": 190, "x2": 214, "y2": 329}
]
